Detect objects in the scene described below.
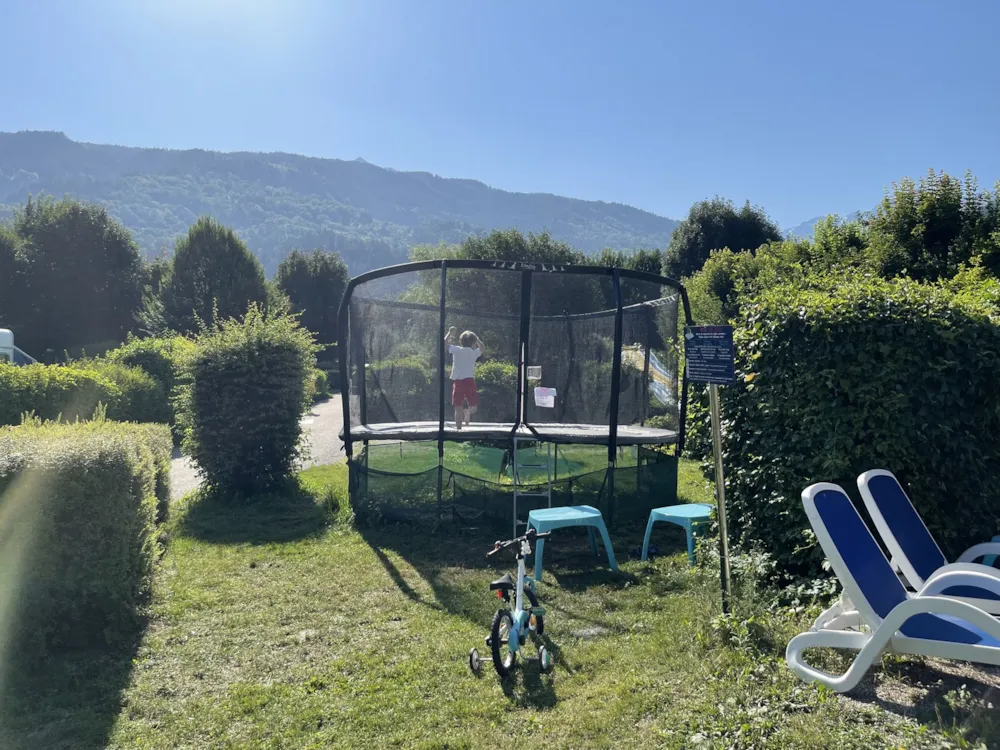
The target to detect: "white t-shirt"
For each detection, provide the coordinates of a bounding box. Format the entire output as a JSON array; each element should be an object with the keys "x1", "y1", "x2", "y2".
[{"x1": 448, "y1": 345, "x2": 481, "y2": 380}]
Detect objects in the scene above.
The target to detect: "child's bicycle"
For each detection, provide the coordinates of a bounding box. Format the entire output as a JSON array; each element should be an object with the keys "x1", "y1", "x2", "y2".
[{"x1": 469, "y1": 527, "x2": 553, "y2": 677}]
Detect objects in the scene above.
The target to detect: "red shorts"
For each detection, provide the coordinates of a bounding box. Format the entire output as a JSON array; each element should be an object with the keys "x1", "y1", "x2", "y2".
[{"x1": 452, "y1": 378, "x2": 479, "y2": 407}]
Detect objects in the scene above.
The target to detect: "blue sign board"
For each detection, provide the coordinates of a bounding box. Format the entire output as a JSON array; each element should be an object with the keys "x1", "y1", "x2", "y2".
[{"x1": 685, "y1": 325, "x2": 735, "y2": 385}]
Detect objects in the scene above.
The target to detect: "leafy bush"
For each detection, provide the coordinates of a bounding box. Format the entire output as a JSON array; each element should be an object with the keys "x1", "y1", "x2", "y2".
[
  {"x1": 81, "y1": 359, "x2": 169, "y2": 426},
  {"x1": 720, "y1": 273, "x2": 1000, "y2": 578},
  {"x1": 474, "y1": 360, "x2": 518, "y2": 422},
  {"x1": 105, "y1": 335, "x2": 196, "y2": 438},
  {"x1": 133, "y1": 421, "x2": 174, "y2": 523},
  {"x1": 177, "y1": 306, "x2": 319, "y2": 495},
  {"x1": 0, "y1": 358, "x2": 171, "y2": 428},
  {"x1": 683, "y1": 230, "x2": 866, "y2": 326},
  {"x1": 0, "y1": 419, "x2": 169, "y2": 654},
  {"x1": 0, "y1": 362, "x2": 120, "y2": 425},
  {"x1": 310, "y1": 369, "x2": 331, "y2": 401},
  {"x1": 105, "y1": 335, "x2": 195, "y2": 396},
  {"x1": 365, "y1": 356, "x2": 434, "y2": 423}
]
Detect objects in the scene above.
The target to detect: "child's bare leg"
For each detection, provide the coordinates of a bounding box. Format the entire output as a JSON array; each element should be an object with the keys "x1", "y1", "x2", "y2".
[
  {"x1": 467, "y1": 405, "x2": 477, "y2": 424},
  {"x1": 454, "y1": 405, "x2": 463, "y2": 429}
]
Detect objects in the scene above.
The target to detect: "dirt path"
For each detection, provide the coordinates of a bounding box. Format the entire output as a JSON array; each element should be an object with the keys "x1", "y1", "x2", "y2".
[{"x1": 169, "y1": 395, "x2": 346, "y2": 500}]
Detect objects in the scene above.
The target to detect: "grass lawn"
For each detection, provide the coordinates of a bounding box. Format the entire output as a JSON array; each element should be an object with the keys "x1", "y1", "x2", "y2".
[{"x1": 3, "y1": 459, "x2": 999, "y2": 749}]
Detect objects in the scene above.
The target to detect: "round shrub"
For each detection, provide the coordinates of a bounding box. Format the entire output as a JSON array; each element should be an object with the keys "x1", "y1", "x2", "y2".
[
  {"x1": 105, "y1": 335, "x2": 196, "y2": 438},
  {"x1": 105, "y1": 335, "x2": 195, "y2": 395},
  {"x1": 720, "y1": 273, "x2": 1000, "y2": 579},
  {"x1": 311, "y1": 369, "x2": 330, "y2": 401},
  {"x1": 177, "y1": 306, "x2": 319, "y2": 495}
]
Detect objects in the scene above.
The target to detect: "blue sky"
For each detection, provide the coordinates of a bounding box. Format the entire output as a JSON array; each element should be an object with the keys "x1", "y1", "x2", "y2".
[{"x1": 2, "y1": 0, "x2": 998, "y2": 227}]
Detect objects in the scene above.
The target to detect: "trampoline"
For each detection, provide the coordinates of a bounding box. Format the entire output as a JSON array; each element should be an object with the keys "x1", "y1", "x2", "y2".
[{"x1": 338, "y1": 259, "x2": 692, "y2": 530}]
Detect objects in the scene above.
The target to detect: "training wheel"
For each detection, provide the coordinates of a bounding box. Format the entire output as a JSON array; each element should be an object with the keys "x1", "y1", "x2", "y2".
[
  {"x1": 538, "y1": 646, "x2": 552, "y2": 674},
  {"x1": 469, "y1": 647, "x2": 482, "y2": 674}
]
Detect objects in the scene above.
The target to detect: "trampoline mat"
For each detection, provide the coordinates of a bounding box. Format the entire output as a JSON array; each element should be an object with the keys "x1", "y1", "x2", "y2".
[{"x1": 342, "y1": 421, "x2": 679, "y2": 446}]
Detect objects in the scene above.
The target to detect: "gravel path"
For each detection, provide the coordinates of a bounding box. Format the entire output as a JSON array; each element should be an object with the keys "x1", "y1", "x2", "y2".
[{"x1": 168, "y1": 396, "x2": 346, "y2": 501}]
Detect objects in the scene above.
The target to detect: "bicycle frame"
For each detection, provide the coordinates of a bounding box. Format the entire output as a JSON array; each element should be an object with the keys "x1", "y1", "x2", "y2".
[
  {"x1": 471, "y1": 527, "x2": 551, "y2": 677},
  {"x1": 507, "y1": 539, "x2": 533, "y2": 655}
]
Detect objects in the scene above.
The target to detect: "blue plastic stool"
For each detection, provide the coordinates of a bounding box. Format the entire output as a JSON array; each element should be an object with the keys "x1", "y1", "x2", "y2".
[
  {"x1": 527, "y1": 505, "x2": 617, "y2": 582},
  {"x1": 641, "y1": 503, "x2": 714, "y2": 565},
  {"x1": 983, "y1": 535, "x2": 1000, "y2": 567}
]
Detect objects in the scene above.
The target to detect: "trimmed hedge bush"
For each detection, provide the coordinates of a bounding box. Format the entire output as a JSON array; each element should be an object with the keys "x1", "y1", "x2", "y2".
[
  {"x1": 475, "y1": 360, "x2": 519, "y2": 422},
  {"x1": 0, "y1": 360, "x2": 166, "y2": 427},
  {"x1": 104, "y1": 335, "x2": 196, "y2": 438},
  {"x1": 82, "y1": 359, "x2": 170, "y2": 426},
  {"x1": 0, "y1": 362, "x2": 117, "y2": 425},
  {"x1": 105, "y1": 335, "x2": 195, "y2": 396},
  {"x1": 720, "y1": 274, "x2": 1000, "y2": 578},
  {"x1": 310, "y1": 369, "x2": 331, "y2": 401},
  {"x1": 177, "y1": 307, "x2": 319, "y2": 494},
  {"x1": 0, "y1": 419, "x2": 170, "y2": 654}
]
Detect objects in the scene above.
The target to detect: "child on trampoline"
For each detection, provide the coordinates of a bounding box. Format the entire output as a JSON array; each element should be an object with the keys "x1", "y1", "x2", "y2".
[{"x1": 445, "y1": 327, "x2": 485, "y2": 429}]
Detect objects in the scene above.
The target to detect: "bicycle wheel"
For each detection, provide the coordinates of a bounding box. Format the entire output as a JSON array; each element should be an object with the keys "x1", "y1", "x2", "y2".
[{"x1": 490, "y1": 608, "x2": 516, "y2": 677}]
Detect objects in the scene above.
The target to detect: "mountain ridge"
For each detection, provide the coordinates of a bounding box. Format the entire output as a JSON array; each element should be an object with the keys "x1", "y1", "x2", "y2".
[
  {"x1": 785, "y1": 211, "x2": 863, "y2": 239},
  {"x1": 0, "y1": 130, "x2": 680, "y2": 275}
]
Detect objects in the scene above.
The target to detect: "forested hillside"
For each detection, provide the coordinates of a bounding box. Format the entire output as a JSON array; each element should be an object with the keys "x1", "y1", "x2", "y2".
[{"x1": 0, "y1": 131, "x2": 678, "y2": 275}]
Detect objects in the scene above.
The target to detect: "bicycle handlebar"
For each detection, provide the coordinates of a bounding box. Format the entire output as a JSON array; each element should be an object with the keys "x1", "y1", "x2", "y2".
[{"x1": 487, "y1": 528, "x2": 551, "y2": 557}]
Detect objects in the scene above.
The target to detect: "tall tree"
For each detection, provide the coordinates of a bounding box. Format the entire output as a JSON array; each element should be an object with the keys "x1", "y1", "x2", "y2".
[
  {"x1": 6, "y1": 197, "x2": 144, "y2": 356},
  {"x1": 275, "y1": 249, "x2": 349, "y2": 346},
  {"x1": 409, "y1": 229, "x2": 594, "y2": 317},
  {"x1": 663, "y1": 198, "x2": 782, "y2": 279},
  {"x1": 0, "y1": 226, "x2": 23, "y2": 327},
  {"x1": 160, "y1": 217, "x2": 269, "y2": 334},
  {"x1": 867, "y1": 170, "x2": 1000, "y2": 281}
]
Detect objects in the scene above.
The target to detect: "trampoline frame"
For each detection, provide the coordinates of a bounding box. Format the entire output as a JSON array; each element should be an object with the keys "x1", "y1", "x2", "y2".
[{"x1": 337, "y1": 259, "x2": 693, "y2": 524}]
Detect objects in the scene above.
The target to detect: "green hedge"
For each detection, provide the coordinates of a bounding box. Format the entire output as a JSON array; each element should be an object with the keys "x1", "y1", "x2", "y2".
[
  {"x1": 310, "y1": 369, "x2": 331, "y2": 401},
  {"x1": 177, "y1": 307, "x2": 319, "y2": 494},
  {"x1": 0, "y1": 420, "x2": 170, "y2": 653},
  {"x1": 365, "y1": 356, "x2": 434, "y2": 423},
  {"x1": 0, "y1": 360, "x2": 166, "y2": 427},
  {"x1": 720, "y1": 274, "x2": 1000, "y2": 578},
  {"x1": 105, "y1": 335, "x2": 195, "y2": 395},
  {"x1": 82, "y1": 359, "x2": 170, "y2": 425},
  {"x1": 104, "y1": 335, "x2": 196, "y2": 438},
  {"x1": 0, "y1": 362, "x2": 117, "y2": 425},
  {"x1": 474, "y1": 360, "x2": 518, "y2": 422}
]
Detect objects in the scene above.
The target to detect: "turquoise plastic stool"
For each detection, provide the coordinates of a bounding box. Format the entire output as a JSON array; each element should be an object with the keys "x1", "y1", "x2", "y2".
[
  {"x1": 641, "y1": 503, "x2": 714, "y2": 565},
  {"x1": 527, "y1": 505, "x2": 617, "y2": 582},
  {"x1": 984, "y1": 535, "x2": 1000, "y2": 567}
]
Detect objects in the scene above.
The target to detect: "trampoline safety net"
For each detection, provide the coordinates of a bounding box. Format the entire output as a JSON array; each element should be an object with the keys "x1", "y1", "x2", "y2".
[
  {"x1": 352, "y1": 442, "x2": 679, "y2": 531},
  {"x1": 339, "y1": 259, "x2": 690, "y2": 527}
]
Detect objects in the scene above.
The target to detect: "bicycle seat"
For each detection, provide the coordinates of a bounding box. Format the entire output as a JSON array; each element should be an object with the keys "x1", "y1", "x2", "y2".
[{"x1": 489, "y1": 572, "x2": 514, "y2": 591}]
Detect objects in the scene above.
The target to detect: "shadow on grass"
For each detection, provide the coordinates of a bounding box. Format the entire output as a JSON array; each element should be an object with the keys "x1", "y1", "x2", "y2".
[
  {"x1": 361, "y1": 525, "x2": 495, "y2": 625},
  {"x1": 0, "y1": 629, "x2": 144, "y2": 750},
  {"x1": 177, "y1": 480, "x2": 330, "y2": 544},
  {"x1": 500, "y1": 653, "x2": 559, "y2": 709},
  {"x1": 847, "y1": 657, "x2": 1000, "y2": 738},
  {"x1": 360, "y1": 523, "x2": 635, "y2": 629}
]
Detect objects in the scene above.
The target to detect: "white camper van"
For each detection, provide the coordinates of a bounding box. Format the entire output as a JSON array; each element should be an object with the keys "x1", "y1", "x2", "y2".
[{"x1": 0, "y1": 328, "x2": 13, "y2": 364}]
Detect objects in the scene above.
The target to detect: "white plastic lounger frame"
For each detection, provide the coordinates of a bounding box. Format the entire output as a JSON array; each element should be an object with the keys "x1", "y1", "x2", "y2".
[
  {"x1": 857, "y1": 469, "x2": 1000, "y2": 614},
  {"x1": 785, "y1": 483, "x2": 1000, "y2": 693}
]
